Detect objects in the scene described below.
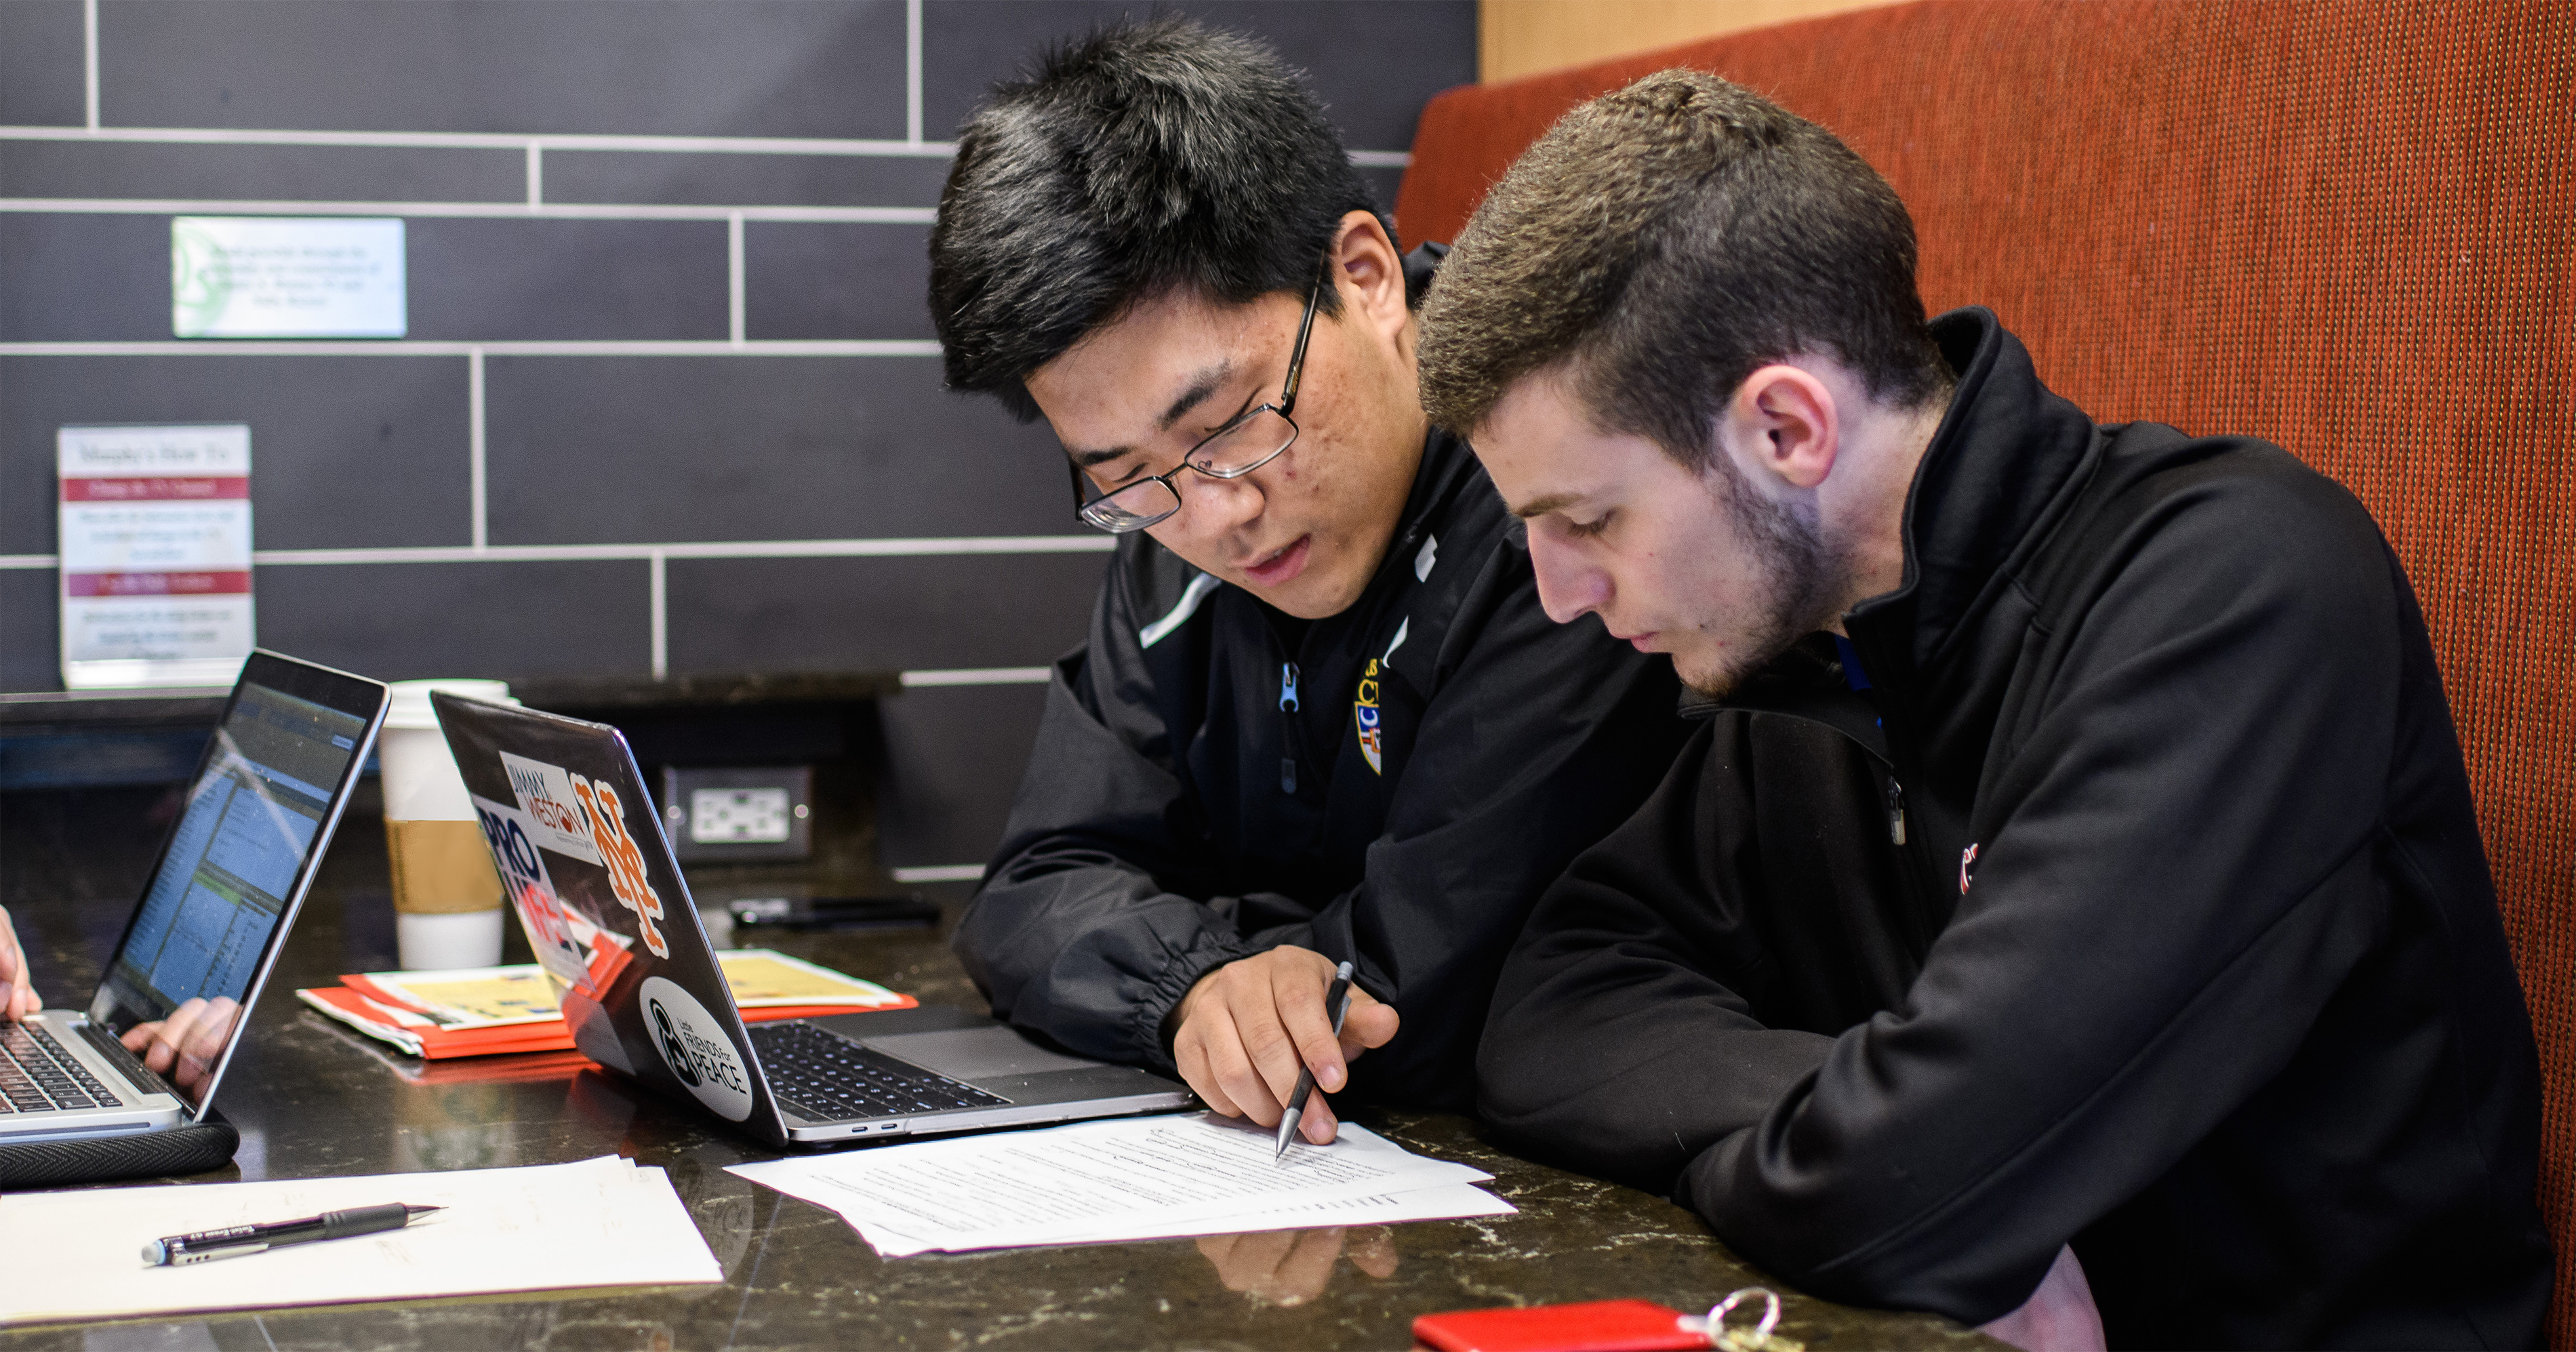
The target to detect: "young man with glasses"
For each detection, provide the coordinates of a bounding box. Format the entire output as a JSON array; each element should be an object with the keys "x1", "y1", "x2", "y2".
[{"x1": 926, "y1": 19, "x2": 1690, "y2": 1141}]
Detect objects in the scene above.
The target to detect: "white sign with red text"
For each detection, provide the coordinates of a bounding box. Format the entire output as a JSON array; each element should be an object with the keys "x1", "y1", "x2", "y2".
[{"x1": 58, "y1": 424, "x2": 255, "y2": 689}]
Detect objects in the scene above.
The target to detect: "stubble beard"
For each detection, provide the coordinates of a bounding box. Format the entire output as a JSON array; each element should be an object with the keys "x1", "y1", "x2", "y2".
[{"x1": 1674, "y1": 456, "x2": 1844, "y2": 699}]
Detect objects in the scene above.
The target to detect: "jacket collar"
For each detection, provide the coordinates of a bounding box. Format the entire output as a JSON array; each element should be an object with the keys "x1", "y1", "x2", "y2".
[
  {"x1": 1843, "y1": 308, "x2": 2101, "y2": 686},
  {"x1": 1387, "y1": 424, "x2": 1480, "y2": 571}
]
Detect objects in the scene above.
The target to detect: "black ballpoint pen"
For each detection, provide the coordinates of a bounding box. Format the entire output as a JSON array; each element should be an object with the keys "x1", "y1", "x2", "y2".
[
  {"x1": 1274, "y1": 960, "x2": 1356, "y2": 1160},
  {"x1": 144, "y1": 1203, "x2": 445, "y2": 1265}
]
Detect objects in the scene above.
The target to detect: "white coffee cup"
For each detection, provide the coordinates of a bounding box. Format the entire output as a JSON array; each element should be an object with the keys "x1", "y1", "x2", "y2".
[{"x1": 381, "y1": 679, "x2": 520, "y2": 970}]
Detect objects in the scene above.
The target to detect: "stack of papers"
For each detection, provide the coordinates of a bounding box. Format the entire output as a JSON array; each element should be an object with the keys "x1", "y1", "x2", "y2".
[
  {"x1": 730, "y1": 1111, "x2": 1515, "y2": 1256},
  {"x1": 0, "y1": 1155, "x2": 720, "y2": 1326},
  {"x1": 298, "y1": 949, "x2": 914, "y2": 1058}
]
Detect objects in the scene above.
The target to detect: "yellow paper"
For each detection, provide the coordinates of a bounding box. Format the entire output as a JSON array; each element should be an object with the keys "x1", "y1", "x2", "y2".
[
  {"x1": 368, "y1": 967, "x2": 563, "y2": 1025},
  {"x1": 717, "y1": 949, "x2": 906, "y2": 1007},
  {"x1": 355, "y1": 950, "x2": 902, "y2": 1029}
]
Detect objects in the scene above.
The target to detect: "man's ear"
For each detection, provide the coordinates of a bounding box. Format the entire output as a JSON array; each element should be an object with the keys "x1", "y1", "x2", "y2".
[
  {"x1": 1330, "y1": 210, "x2": 1409, "y2": 342},
  {"x1": 1720, "y1": 363, "x2": 1838, "y2": 492}
]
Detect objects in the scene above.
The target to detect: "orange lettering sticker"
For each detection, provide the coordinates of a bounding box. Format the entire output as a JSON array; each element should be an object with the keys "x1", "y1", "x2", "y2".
[{"x1": 571, "y1": 773, "x2": 669, "y2": 958}]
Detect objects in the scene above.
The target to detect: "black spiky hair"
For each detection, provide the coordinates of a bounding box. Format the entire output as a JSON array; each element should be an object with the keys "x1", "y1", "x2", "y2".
[{"x1": 927, "y1": 16, "x2": 1389, "y2": 422}]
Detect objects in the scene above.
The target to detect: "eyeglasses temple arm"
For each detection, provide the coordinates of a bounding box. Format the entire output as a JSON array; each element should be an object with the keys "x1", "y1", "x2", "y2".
[{"x1": 1276, "y1": 270, "x2": 1327, "y2": 416}]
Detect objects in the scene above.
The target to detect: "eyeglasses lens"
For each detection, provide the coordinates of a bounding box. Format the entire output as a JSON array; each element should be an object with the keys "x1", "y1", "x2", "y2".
[
  {"x1": 1186, "y1": 409, "x2": 1297, "y2": 477},
  {"x1": 1079, "y1": 478, "x2": 1183, "y2": 532},
  {"x1": 1076, "y1": 409, "x2": 1300, "y2": 533}
]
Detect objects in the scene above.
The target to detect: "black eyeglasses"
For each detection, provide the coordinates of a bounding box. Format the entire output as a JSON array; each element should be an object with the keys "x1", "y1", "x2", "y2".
[{"x1": 1068, "y1": 271, "x2": 1325, "y2": 533}]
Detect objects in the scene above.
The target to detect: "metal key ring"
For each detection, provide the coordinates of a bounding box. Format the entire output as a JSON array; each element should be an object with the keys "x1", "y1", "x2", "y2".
[{"x1": 1705, "y1": 1287, "x2": 1783, "y2": 1345}]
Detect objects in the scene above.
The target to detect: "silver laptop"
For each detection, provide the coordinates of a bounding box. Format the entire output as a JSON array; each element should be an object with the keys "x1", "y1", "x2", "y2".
[
  {"x1": 430, "y1": 693, "x2": 1192, "y2": 1147},
  {"x1": 2, "y1": 651, "x2": 387, "y2": 1145}
]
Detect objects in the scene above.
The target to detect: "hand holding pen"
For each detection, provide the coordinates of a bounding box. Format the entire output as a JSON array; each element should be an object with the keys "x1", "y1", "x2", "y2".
[
  {"x1": 1275, "y1": 961, "x2": 1356, "y2": 1158},
  {"x1": 1171, "y1": 946, "x2": 1396, "y2": 1148}
]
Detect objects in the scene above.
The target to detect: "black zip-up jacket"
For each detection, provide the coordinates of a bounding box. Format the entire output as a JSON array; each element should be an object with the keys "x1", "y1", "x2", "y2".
[
  {"x1": 958, "y1": 424, "x2": 1691, "y2": 1110},
  {"x1": 1477, "y1": 310, "x2": 2550, "y2": 1348}
]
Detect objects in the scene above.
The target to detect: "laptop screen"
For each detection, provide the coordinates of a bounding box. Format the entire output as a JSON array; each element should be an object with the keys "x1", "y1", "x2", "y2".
[{"x1": 92, "y1": 660, "x2": 380, "y2": 1110}]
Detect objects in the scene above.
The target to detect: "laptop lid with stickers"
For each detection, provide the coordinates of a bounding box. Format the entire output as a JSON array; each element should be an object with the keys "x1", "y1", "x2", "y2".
[{"x1": 428, "y1": 693, "x2": 789, "y2": 1145}]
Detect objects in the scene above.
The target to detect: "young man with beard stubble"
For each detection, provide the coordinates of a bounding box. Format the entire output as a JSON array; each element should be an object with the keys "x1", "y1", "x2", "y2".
[
  {"x1": 1420, "y1": 70, "x2": 2549, "y2": 1351},
  {"x1": 927, "y1": 20, "x2": 1689, "y2": 1147}
]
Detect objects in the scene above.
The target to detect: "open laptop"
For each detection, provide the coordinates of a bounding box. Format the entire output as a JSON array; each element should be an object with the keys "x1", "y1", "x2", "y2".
[
  {"x1": 1, "y1": 651, "x2": 388, "y2": 1145},
  {"x1": 430, "y1": 693, "x2": 1192, "y2": 1147}
]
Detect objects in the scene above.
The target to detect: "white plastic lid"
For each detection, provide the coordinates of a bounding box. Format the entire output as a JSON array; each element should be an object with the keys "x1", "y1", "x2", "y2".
[{"x1": 384, "y1": 678, "x2": 519, "y2": 731}]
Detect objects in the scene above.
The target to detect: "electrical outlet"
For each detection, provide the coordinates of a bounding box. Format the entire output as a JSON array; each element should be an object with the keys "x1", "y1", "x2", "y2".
[
  {"x1": 659, "y1": 766, "x2": 813, "y2": 861},
  {"x1": 691, "y1": 786, "x2": 793, "y2": 844}
]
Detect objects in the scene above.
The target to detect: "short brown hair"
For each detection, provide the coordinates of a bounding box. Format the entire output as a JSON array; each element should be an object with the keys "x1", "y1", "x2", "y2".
[{"x1": 1417, "y1": 69, "x2": 1948, "y2": 468}]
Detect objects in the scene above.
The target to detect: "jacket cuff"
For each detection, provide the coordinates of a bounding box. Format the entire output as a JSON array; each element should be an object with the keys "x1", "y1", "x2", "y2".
[{"x1": 1138, "y1": 935, "x2": 1261, "y2": 1078}]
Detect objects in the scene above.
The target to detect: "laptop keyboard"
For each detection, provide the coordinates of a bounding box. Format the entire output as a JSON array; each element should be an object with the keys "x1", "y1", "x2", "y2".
[
  {"x1": 0, "y1": 1023, "x2": 117, "y2": 1113},
  {"x1": 749, "y1": 1021, "x2": 1009, "y2": 1123}
]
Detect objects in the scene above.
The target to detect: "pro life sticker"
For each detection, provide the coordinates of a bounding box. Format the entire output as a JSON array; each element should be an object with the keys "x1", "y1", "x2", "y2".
[
  {"x1": 1353, "y1": 658, "x2": 1385, "y2": 775},
  {"x1": 469, "y1": 794, "x2": 588, "y2": 987},
  {"x1": 640, "y1": 975, "x2": 754, "y2": 1122}
]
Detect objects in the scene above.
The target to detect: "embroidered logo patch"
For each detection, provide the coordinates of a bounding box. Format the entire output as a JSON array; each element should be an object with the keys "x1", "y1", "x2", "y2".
[
  {"x1": 1960, "y1": 842, "x2": 1980, "y2": 897},
  {"x1": 1354, "y1": 658, "x2": 1384, "y2": 775}
]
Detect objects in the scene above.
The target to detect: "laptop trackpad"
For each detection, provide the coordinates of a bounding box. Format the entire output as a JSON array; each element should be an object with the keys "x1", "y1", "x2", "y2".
[{"x1": 861, "y1": 1028, "x2": 1100, "y2": 1081}]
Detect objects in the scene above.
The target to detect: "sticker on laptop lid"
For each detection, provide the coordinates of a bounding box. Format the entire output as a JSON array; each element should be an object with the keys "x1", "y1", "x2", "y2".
[
  {"x1": 568, "y1": 771, "x2": 670, "y2": 960},
  {"x1": 470, "y1": 794, "x2": 590, "y2": 987},
  {"x1": 498, "y1": 750, "x2": 605, "y2": 865},
  {"x1": 640, "y1": 975, "x2": 754, "y2": 1121}
]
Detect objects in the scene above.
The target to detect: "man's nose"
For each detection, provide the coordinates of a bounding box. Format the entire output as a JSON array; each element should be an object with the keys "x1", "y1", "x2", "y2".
[
  {"x1": 1529, "y1": 537, "x2": 1607, "y2": 625},
  {"x1": 1175, "y1": 470, "x2": 1265, "y2": 540}
]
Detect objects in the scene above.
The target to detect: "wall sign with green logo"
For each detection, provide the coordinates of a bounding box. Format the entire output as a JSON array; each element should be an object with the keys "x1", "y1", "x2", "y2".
[{"x1": 172, "y1": 216, "x2": 407, "y2": 339}]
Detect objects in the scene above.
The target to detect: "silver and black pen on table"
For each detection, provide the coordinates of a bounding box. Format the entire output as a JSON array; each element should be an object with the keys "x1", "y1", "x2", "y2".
[{"x1": 144, "y1": 1202, "x2": 443, "y2": 1266}]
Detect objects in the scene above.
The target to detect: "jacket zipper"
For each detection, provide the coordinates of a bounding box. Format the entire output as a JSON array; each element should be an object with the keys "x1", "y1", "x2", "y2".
[
  {"x1": 1886, "y1": 777, "x2": 1908, "y2": 846},
  {"x1": 1279, "y1": 661, "x2": 1301, "y2": 794}
]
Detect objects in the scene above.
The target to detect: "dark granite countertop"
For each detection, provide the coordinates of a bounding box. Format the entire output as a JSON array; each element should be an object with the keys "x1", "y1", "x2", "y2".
[{"x1": 0, "y1": 784, "x2": 1994, "y2": 1351}]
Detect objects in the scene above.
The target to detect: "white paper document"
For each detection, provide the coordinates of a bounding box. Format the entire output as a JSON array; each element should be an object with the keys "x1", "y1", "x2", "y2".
[
  {"x1": 0, "y1": 1155, "x2": 719, "y2": 1327},
  {"x1": 729, "y1": 1111, "x2": 1516, "y2": 1256}
]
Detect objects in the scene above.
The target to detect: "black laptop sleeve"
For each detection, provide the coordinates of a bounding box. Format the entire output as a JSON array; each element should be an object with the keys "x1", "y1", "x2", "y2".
[{"x1": 0, "y1": 1115, "x2": 239, "y2": 1189}]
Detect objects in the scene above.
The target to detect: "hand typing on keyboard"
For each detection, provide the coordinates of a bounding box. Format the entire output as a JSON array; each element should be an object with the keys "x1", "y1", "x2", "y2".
[{"x1": 0, "y1": 904, "x2": 35, "y2": 1022}]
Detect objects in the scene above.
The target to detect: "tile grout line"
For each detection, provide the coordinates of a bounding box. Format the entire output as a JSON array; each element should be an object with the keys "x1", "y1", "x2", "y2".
[
  {"x1": 728, "y1": 212, "x2": 746, "y2": 346},
  {"x1": 891, "y1": 865, "x2": 986, "y2": 884},
  {"x1": 468, "y1": 347, "x2": 487, "y2": 550},
  {"x1": 0, "y1": 197, "x2": 938, "y2": 224},
  {"x1": 0, "y1": 340, "x2": 944, "y2": 356},
  {"x1": 649, "y1": 550, "x2": 669, "y2": 680},
  {"x1": 900, "y1": 668, "x2": 1050, "y2": 687},
  {"x1": 0, "y1": 535, "x2": 1115, "y2": 570},
  {"x1": 81, "y1": 0, "x2": 100, "y2": 131},
  {"x1": 906, "y1": 0, "x2": 925, "y2": 145},
  {"x1": 0, "y1": 125, "x2": 1403, "y2": 161},
  {"x1": 0, "y1": 125, "x2": 961, "y2": 154}
]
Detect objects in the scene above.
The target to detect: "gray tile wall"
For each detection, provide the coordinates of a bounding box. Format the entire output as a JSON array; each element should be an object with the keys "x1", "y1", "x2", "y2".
[{"x1": 0, "y1": 0, "x2": 1473, "y2": 869}]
